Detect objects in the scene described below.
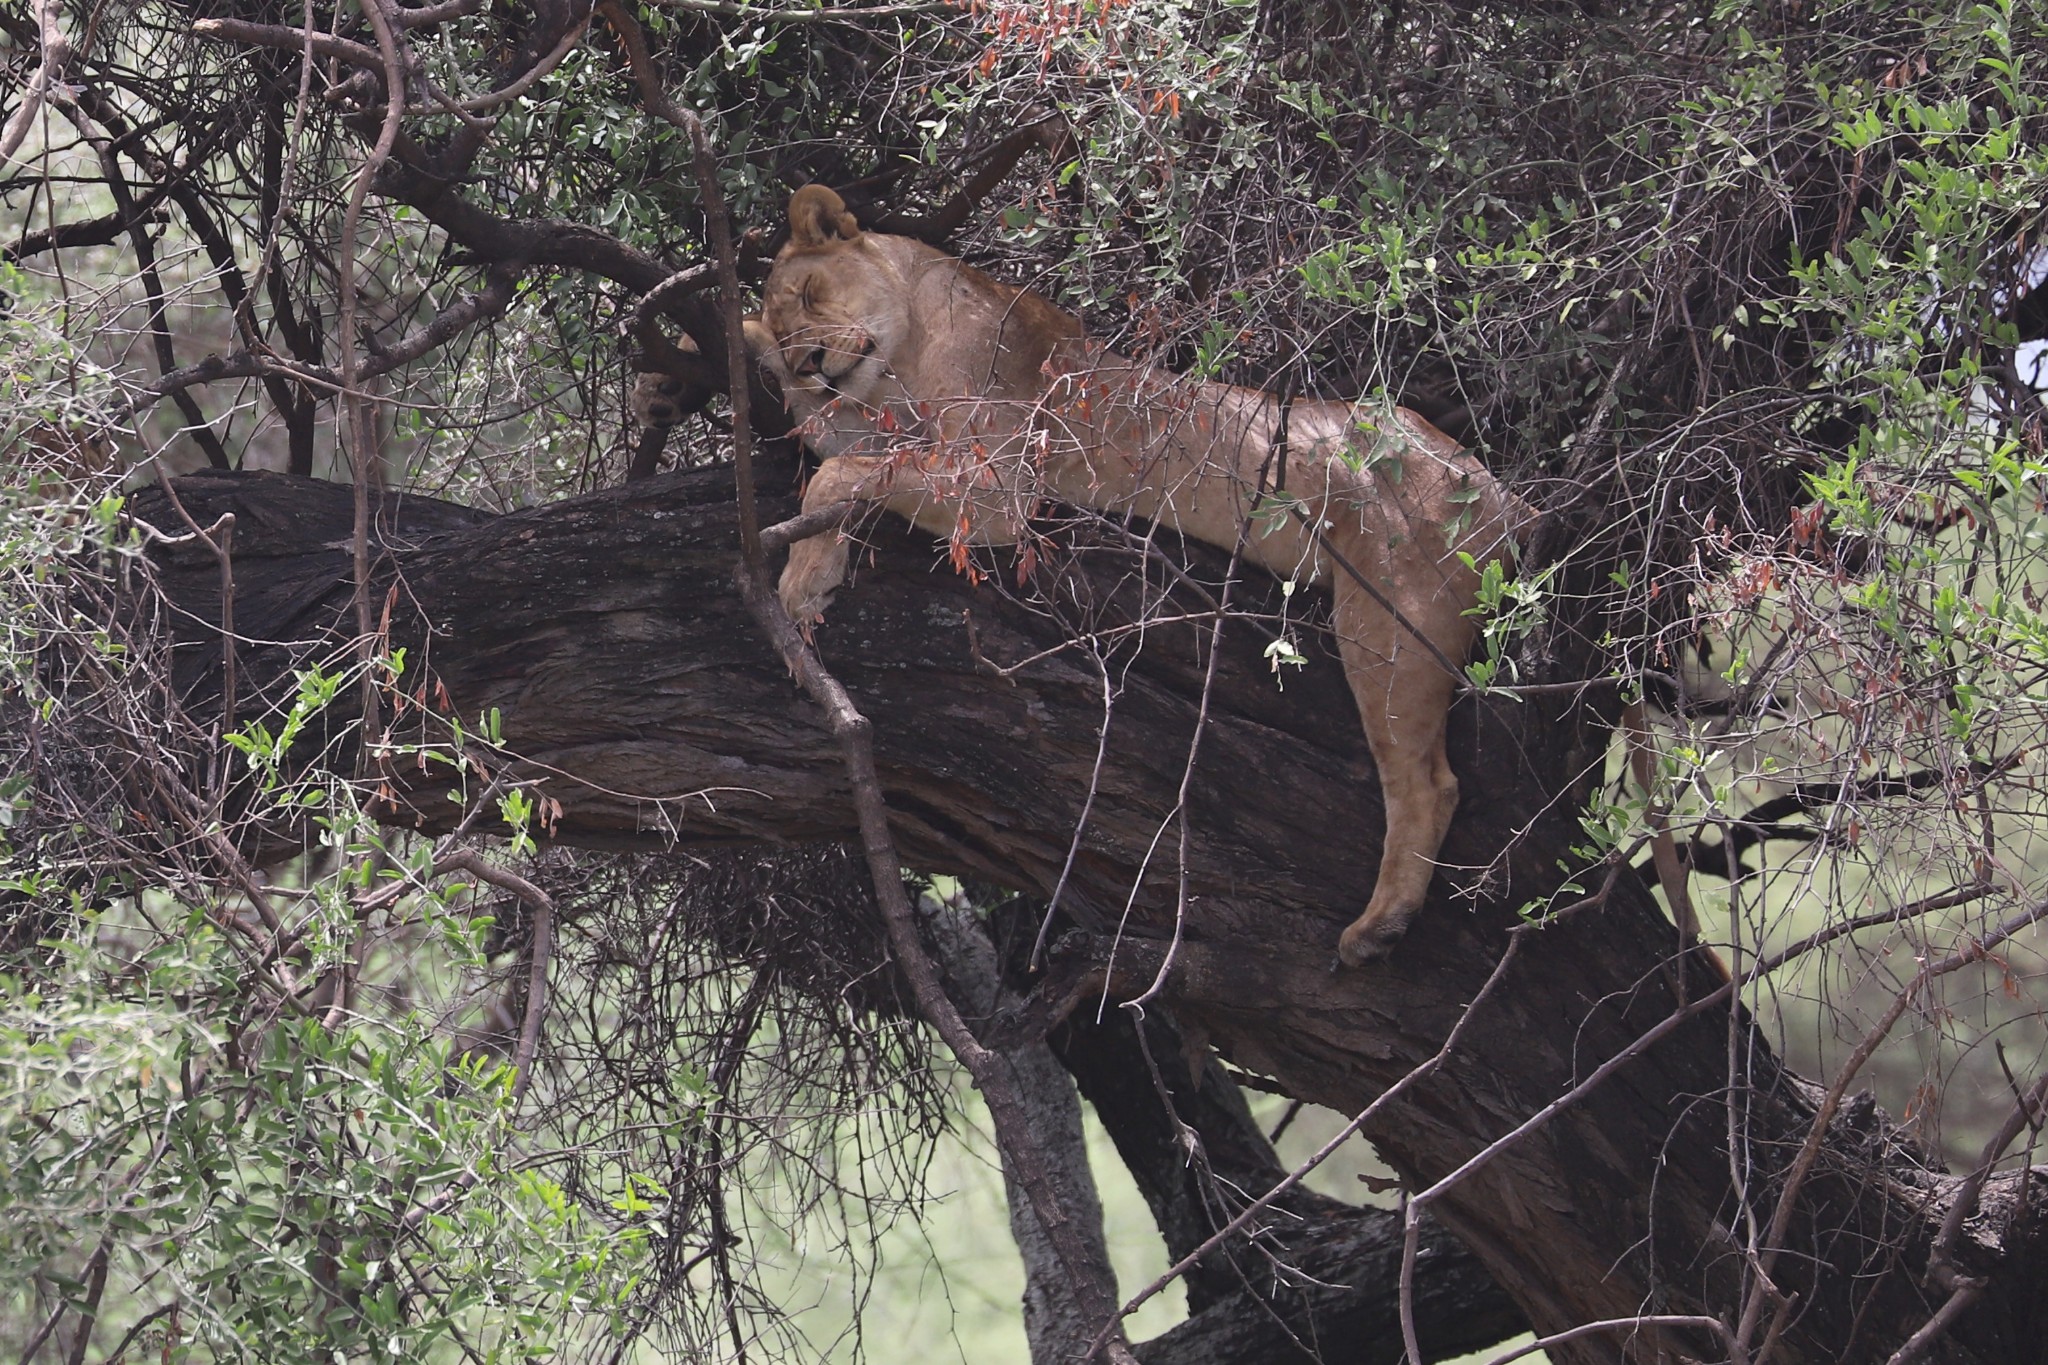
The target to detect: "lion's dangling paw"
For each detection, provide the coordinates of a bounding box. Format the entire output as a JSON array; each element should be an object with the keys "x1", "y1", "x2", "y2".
[
  {"x1": 779, "y1": 532, "x2": 850, "y2": 626},
  {"x1": 1336, "y1": 912, "x2": 1411, "y2": 968}
]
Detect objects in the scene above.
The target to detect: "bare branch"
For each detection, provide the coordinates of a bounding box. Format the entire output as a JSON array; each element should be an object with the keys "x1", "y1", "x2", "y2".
[
  {"x1": 366, "y1": 267, "x2": 521, "y2": 370},
  {"x1": 190, "y1": 17, "x2": 384, "y2": 71},
  {"x1": 1478, "y1": 1314, "x2": 1737, "y2": 1365},
  {"x1": 870, "y1": 115, "x2": 1075, "y2": 243},
  {"x1": 629, "y1": 263, "x2": 718, "y2": 337},
  {"x1": 596, "y1": 0, "x2": 759, "y2": 548},
  {"x1": 446, "y1": 2, "x2": 592, "y2": 113},
  {"x1": 1736, "y1": 895, "x2": 2048, "y2": 1355},
  {"x1": 73, "y1": 115, "x2": 233, "y2": 469},
  {"x1": 0, "y1": 0, "x2": 74, "y2": 165},
  {"x1": 1095, "y1": 932, "x2": 1528, "y2": 1360},
  {"x1": 395, "y1": 0, "x2": 486, "y2": 27},
  {"x1": 649, "y1": 0, "x2": 956, "y2": 21},
  {"x1": 2, "y1": 212, "x2": 129, "y2": 262},
  {"x1": 128, "y1": 269, "x2": 519, "y2": 418},
  {"x1": 433, "y1": 850, "x2": 556, "y2": 1107},
  {"x1": 1881, "y1": 1284, "x2": 1989, "y2": 1365}
]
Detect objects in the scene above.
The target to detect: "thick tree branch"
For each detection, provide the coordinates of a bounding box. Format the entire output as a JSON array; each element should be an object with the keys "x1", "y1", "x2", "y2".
[{"x1": 131, "y1": 467, "x2": 2048, "y2": 1365}]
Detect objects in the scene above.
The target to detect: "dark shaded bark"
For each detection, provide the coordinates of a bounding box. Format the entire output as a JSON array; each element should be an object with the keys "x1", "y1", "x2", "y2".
[
  {"x1": 1052, "y1": 1005, "x2": 1277, "y2": 1315},
  {"x1": 931, "y1": 901, "x2": 1120, "y2": 1365},
  {"x1": 134, "y1": 466, "x2": 2048, "y2": 1365},
  {"x1": 1051, "y1": 1002, "x2": 1529, "y2": 1363},
  {"x1": 1135, "y1": 1198, "x2": 1527, "y2": 1365}
]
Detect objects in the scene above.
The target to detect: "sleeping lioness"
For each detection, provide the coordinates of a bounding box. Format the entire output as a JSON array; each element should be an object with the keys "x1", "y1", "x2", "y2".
[{"x1": 743, "y1": 185, "x2": 1533, "y2": 965}]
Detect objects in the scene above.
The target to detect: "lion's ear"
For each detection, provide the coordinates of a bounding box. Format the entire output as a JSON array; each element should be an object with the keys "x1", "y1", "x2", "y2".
[{"x1": 788, "y1": 185, "x2": 860, "y2": 249}]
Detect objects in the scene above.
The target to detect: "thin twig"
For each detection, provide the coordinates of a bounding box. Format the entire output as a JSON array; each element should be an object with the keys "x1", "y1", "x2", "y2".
[
  {"x1": 129, "y1": 265, "x2": 522, "y2": 420},
  {"x1": 732, "y1": 557, "x2": 1137, "y2": 1361},
  {"x1": 394, "y1": 851, "x2": 557, "y2": 1234},
  {"x1": 1127, "y1": 429, "x2": 1273, "y2": 1008},
  {"x1": 79, "y1": 123, "x2": 232, "y2": 470},
  {"x1": 1623, "y1": 698, "x2": 1698, "y2": 965},
  {"x1": 395, "y1": 0, "x2": 485, "y2": 28},
  {"x1": 90, "y1": 1302, "x2": 177, "y2": 1365},
  {"x1": 340, "y1": 0, "x2": 411, "y2": 765},
  {"x1": 448, "y1": 3, "x2": 592, "y2": 112},
  {"x1": 14, "y1": 1296, "x2": 68, "y2": 1365},
  {"x1": 1930, "y1": 1068, "x2": 2048, "y2": 1285},
  {"x1": 367, "y1": 268, "x2": 521, "y2": 370},
  {"x1": 599, "y1": 0, "x2": 758, "y2": 559},
  {"x1": 190, "y1": 17, "x2": 382, "y2": 69},
  {"x1": 433, "y1": 851, "x2": 555, "y2": 1107},
  {"x1": 1376, "y1": 875, "x2": 2017, "y2": 1293},
  {"x1": 1736, "y1": 895, "x2": 2048, "y2": 1357},
  {"x1": 142, "y1": 473, "x2": 237, "y2": 742},
  {"x1": 237, "y1": 0, "x2": 316, "y2": 340},
  {"x1": 1287, "y1": 503, "x2": 1467, "y2": 681},
  {"x1": 650, "y1": 0, "x2": 957, "y2": 22},
  {"x1": 871, "y1": 115, "x2": 1074, "y2": 242},
  {"x1": 1478, "y1": 1313, "x2": 1737, "y2": 1365},
  {"x1": 1874, "y1": 1060, "x2": 2048, "y2": 1365},
  {"x1": 1881, "y1": 1281, "x2": 1987, "y2": 1365},
  {"x1": 1030, "y1": 647, "x2": 1116, "y2": 969}
]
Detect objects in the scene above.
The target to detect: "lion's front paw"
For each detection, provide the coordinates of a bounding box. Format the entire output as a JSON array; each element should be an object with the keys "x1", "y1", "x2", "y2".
[{"x1": 779, "y1": 533, "x2": 851, "y2": 626}]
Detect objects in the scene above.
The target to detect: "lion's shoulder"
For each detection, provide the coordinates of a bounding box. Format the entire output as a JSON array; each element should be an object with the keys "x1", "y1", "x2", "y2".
[{"x1": 886, "y1": 253, "x2": 1083, "y2": 396}]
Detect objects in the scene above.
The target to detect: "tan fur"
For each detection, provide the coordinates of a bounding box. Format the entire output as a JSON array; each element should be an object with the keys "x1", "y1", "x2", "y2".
[
  {"x1": 14, "y1": 423, "x2": 119, "y2": 488},
  {"x1": 764, "y1": 185, "x2": 1534, "y2": 965},
  {"x1": 631, "y1": 368, "x2": 693, "y2": 429},
  {"x1": 629, "y1": 318, "x2": 713, "y2": 430}
]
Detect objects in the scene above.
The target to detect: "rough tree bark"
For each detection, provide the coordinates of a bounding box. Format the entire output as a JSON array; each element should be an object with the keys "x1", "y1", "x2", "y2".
[
  {"x1": 927, "y1": 898, "x2": 1121, "y2": 1365},
  {"x1": 135, "y1": 464, "x2": 2048, "y2": 1365},
  {"x1": 1045, "y1": 1000, "x2": 1527, "y2": 1365}
]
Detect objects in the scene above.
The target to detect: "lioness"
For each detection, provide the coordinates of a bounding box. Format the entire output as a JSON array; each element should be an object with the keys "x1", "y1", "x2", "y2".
[{"x1": 751, "y1": 185, "x2": 1532, "y2": 965}]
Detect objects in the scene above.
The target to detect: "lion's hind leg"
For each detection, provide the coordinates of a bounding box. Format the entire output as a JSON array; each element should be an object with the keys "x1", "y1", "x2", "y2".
[{"x1": 1329, "y1": 578, "x2": 1472, "y2": 966}]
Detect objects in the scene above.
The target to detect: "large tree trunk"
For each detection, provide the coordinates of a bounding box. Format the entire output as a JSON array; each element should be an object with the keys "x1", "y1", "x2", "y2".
[
  {"x1": 137, "y1": 465, "x2": 2048, "y2": 1364},
  {"x1": 926, "y1": 898, "x2": 1122, "y2": 1365}
]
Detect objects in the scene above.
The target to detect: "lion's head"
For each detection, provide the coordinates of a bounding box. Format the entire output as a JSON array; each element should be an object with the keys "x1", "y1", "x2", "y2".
[{"x1": 757, "y1": 186, "x2": 908, "y2": 407}]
